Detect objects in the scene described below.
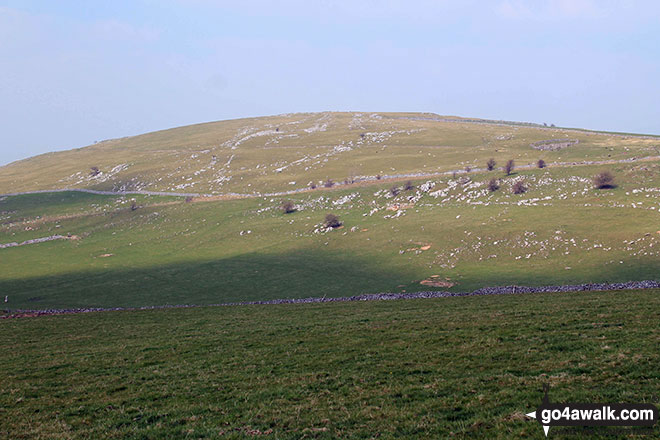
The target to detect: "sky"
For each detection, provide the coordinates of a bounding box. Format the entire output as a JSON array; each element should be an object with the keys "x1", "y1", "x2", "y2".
[{"x1": 1, "y1": 0, "x2": 659, "y2": 165}]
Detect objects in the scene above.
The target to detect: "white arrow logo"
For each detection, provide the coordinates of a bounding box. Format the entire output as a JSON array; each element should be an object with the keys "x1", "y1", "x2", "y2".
[{"x1": 526, "y1": 410, "x2": 550, "y2": 437}]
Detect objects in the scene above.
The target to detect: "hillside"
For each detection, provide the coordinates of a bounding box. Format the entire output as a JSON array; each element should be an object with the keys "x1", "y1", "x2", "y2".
[
  {"x1": 2, "y1": 112, "x2": 659, "y2": 196},
  {"x1": 2, "y1": 113, "x2": 660, "y2": 310}
]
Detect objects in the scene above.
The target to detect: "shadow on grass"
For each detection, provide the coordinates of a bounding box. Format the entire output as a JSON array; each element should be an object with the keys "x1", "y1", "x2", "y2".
[
  {"x1": 1, "y1": 250, "x2": 420, "y2": 310},
  {"x1": 2, "y1": 247, "x2": 659, "y2": 310}
]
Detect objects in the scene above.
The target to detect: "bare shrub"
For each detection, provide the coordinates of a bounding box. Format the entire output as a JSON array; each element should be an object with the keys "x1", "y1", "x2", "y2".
[
  {"x1": 282, "y1": 200, "x2": 296, "y2": 214},
  {"x1": 512, "y1": 181, "x2": 527, "y2": 194},
  {"x1": 404, "y1": 180, "x2": 414, "y2": 191},
  {"x1": 537, "y1": 159, "x2": 547, "y2": 169},
  {"x1": 504, "y1": 159, "x2": 515, "y2": 175},
  {"x1": 486, "y1": 158, "x2": 496, "y2": 171},
  {"x1": 487, "y1": 178, "x2": 500, "y2": 192},
  {"x1": 324, "y1": 179, "x2": 334, "y2": 188},
  {"x1": 593, "y1": 171, "x2": 615, "y2": 189},
  {"x1": 324, "y1": 213, "x2": 342, "y2": 228}
]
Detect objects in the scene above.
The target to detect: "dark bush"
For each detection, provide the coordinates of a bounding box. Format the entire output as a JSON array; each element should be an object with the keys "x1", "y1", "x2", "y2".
[
  {"x1": 404, "y1": 180, "x2": 414, "y2": 191},
  {"x1": 282, "y1": 201, "x2": 296, "y2": 214},
  {"x1": 90, "y1": 166, "x2": 100, "y2": 176},
  {"x1": 486, "y1": 158, "x2": 496, "y2": 171},
  {"x1": 390, "y1": 185, "x2": 400, "y2": 196},
  {"x1": 185, "y1": 196, "x2": 194, "y2": 203},
  {"x1": 487, "y1": 178, "x2": 500, "y2": 192},
  {"x1": 512, "y1": 181, "x2": 527, "y2": 194},
  {"x1": 324, "y1": 213, "x2": 342, "y2": 228},
  {"x1": 130, "y1": 201, "x2": 138, "y2": 211},
  {"x1": 465, "y1": 166, "x2": 472, "y2": 173},
  {"x1": 504, "y1": 159, "x2": 515, "y2": 175},
  {"x1": 376, "y1": 174, "x2": 382, "y2": 180},
  {"x1": 537, "y1": 159, "x2": 547, "y2": 169},
  {"x1": 324, "y1": 179, "x2": 334, "y2": 188},
  {"x1": 310, "y1": 182, "x2": 317, "y2": 189},
  {"x1": 593, "y1": 171, "x2": 615, "y2": 189}
]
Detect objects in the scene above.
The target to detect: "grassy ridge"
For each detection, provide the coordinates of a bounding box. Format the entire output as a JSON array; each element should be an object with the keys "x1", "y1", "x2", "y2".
[
  {"x1": 1, "y1": 289, "x2": 659, "y2": 439},
  {"x1": 1, "y1": 112, "x2": 659, "y2": 195}
]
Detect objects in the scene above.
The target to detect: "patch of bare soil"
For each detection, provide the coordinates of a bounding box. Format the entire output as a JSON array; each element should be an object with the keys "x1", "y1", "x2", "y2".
[{"x1": 420, "y1": 275, "x2": 455, "y2": 288}]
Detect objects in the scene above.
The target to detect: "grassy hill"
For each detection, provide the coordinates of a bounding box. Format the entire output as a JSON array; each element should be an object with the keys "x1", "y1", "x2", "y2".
[
  {"x1": 1, "y1": 153, "x2": 659, "y2": 310},
  {"x1": 2, "y1": 113, "x2": 660, "y2": 439},
  {"x1": 2, "y1": 112, "x2": 659, "y2": 196}
]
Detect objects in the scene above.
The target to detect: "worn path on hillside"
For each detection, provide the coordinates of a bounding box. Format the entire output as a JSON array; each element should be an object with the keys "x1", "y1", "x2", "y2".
[{"x1": 2, "y1": 155, "x2": 659, "y2": 200}]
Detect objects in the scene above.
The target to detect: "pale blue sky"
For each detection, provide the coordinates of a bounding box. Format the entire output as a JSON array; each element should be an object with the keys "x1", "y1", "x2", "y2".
[{"x1": 1, "y1": 1, "x2": 659, "y2": 165}]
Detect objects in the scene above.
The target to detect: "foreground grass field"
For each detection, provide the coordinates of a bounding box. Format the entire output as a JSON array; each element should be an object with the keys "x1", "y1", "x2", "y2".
[{"x1": 1, "y1": 289, "x2": 658, "y2": 439}]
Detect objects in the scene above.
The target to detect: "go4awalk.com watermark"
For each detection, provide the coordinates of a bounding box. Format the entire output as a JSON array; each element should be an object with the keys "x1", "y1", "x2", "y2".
[{"x1": 525, "y1": 385, "x2": 658, "y2": 437}]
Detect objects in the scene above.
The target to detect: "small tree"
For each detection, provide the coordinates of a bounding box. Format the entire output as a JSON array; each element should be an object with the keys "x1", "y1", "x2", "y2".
[
  {"x1": 324, "y1": 179, "x2": 334, "y2": 188},
  {"x1": 404, "y1": 180, "x2": 414, "y2": 191},
  {"x1": 512, "y1": 181, "x2": 527, "y2": 194},
  {"x1": 324, "y1": 213, "x2": 342, "y2": 228},
  {"x1": 593, "y1": 171, "x2": 615, "y2": 189},
  {"x1": 504, "y1": 159, "x2": 515, "y2": 175},
  {"x1": 487, "y1": 178, "x2": 500, "y2": 192},
  {"x1": 282, "y1": 200, "x2": 296, "y2": 214},
  {"x1": 486, "y1": 158, "x2": 496, "y2": 171},
  {"x1": 537, "y1": 159, "x2": 547, "y2": 169}
]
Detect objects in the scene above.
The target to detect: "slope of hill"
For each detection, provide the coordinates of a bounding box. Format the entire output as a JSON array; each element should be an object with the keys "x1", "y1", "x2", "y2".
[
  {"x1": 2, "y1": 112, "x2": 659, "y2": 196},
  {"x1": 2, "y1": 157, "x2": 660, "y2": 309}
]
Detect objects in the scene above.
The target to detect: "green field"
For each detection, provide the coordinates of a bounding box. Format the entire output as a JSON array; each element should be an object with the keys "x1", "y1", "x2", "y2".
[{"x1": 2, "y1": 289, "x2": 659, "y2": 439}]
